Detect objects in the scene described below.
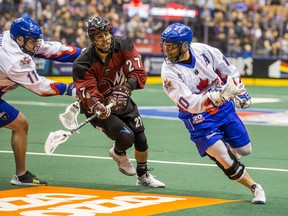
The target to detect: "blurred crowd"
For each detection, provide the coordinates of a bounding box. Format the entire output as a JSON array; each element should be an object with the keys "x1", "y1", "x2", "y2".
[{"x1": 0, "y1": 0, "x2": 287, "y2": 58}]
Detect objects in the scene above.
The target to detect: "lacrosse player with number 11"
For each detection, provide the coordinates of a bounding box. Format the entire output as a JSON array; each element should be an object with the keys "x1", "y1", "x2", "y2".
[
  {"x1": 160, "y1": 23, "x2": 266, "y2": 203},
  {"x1": 0, "y1": 17, "x2": 81, "y2": 186}
]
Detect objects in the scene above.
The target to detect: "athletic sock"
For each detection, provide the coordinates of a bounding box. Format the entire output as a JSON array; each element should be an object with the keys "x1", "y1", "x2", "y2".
[{"x1": 136, "y1": 162, "x2": 147, "y2": 177}]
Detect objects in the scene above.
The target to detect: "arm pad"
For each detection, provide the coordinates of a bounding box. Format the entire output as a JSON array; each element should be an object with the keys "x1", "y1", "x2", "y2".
[
  {"x1": 123, "y1": 77, "x2": 138, "y2": 90},
  {"x1": 50, "y1": 82, "x2": 77, "y2": 98}
]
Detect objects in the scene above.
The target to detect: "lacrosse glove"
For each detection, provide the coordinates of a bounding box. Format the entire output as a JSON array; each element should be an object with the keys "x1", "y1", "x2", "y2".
[
  {"x1": 235, "y1": 82, "x2": 251, "y2": 109},
  {"x1": 207, "y1": 76, "x2": 239, "y2": 107},
  {"x1": 107, "y1": 86, "x2": 131, "y2": 111},
  {"x1": 93, "y1": 101, "x2": 111, "y2": 119}
]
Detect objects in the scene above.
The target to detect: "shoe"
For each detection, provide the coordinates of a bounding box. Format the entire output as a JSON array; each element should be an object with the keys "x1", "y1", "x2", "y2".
[
  {"x1": 136, "y1": 173, "x2": 165, "y2": 188},
  {"x1": 251, "y1": 183, "x2": 266, "y2": 204},
  {"x1": 10, "y1": 171, "x2": 47, "y2": 186},
  {"x1": 109, "y1": 147, "x2": 136, "y2": 176}
]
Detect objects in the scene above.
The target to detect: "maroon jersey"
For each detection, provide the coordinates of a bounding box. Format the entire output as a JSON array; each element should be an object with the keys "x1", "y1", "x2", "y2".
[{"x1": 73, "y1": 36, "x2": 147, "y2": 111}]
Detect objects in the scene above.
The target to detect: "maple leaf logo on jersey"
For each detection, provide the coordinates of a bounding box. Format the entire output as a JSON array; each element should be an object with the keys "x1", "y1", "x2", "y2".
[
  {"x1": 197, "y1": 78, "x2": 209, "y2": 91},
  {"x1": 163, "y1": 79, "x2": 175, "y2": 93},
  {"x1": 19, "y1": 56, "x2": 32, "y2": 68}
]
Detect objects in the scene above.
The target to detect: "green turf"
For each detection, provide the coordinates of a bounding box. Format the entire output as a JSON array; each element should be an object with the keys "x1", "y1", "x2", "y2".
[{"x1": 1, "y1": 84, "x2": 288, "y2": 215}]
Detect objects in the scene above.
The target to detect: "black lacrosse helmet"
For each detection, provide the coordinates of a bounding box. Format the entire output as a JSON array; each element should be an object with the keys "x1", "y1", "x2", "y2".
[{"x1": 85, "y1": 16, "x2": 114, "y2": 53}]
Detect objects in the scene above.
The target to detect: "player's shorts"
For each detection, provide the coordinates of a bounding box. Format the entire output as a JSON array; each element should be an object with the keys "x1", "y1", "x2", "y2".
[
  {"x1": 84, "y1": 98, "x2": 145, "y2": 140},
  {"x1": 0, "y1": 99, "x2": 19, "y2": 128},
  {"x1": 179, "y1": 102, "x2": 250, "y2": 157}
]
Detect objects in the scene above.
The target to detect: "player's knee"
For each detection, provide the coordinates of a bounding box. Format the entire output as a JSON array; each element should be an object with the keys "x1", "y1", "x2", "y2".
[
  {"x1": 224, "y1": 160, "x2": 246, "y2": 180},
  {"x1": 236, "y1": 143, "x2": 252, "y2": 156},
  {"x1": 115, "y1": 127, "x2": 134, "y2": 151},
  {"x1": 208, "y1": 152, "x2": 246, "y2": 181},
  {"x1": 15, "y1": 113, "x2": 28, "y2": 133},
  {"x1": 134, "y1": 131, "x2": 148, "y2": 152}
]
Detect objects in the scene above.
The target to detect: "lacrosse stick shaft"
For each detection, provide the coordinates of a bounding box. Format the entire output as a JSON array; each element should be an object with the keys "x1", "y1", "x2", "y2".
[
  {"x1": 70, "y1": 102, "x2": 115, "y2": 134},
  {"x1": 235, "y1": 96, "x2": 243, "y2": 104},
  {"x1": 44, "y1": 102, "x2": 115, "y2": 155}
]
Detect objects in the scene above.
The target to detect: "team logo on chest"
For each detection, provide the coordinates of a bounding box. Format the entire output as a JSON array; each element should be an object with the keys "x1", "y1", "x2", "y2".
[{"x1": 197, "y1": 78, "x2": 210, "y2": 92}]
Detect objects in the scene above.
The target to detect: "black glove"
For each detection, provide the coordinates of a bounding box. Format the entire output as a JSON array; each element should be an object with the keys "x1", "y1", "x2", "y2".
[{"x1": 108, "y1": 86, "x2": 131, "y2": 111}]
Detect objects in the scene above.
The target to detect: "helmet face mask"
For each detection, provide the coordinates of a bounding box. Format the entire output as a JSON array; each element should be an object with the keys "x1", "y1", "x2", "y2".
[
  {"x1": 93, "y1": 31, "x2": 113, "y2": 53},
  {"x1": 85, "y1": 16, "x2": 114, "y2": 53},
  {"x1": 161, "y1": 41, "x2": 182, "y2": 63},
  {"x1": 161, "y1": 23, "x2": 193, "y2": 63},
  {"x1": 10, "y1": 17, "x2": 42, "y2": 56}
]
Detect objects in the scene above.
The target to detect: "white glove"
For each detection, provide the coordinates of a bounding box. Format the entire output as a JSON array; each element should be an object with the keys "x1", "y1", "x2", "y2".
[
  {"x1": 207, "y1": 76, "x2": 239, "y2": 107},
  {"x1": 235, "y1": 82, "x2": 251, "y2": 109}
]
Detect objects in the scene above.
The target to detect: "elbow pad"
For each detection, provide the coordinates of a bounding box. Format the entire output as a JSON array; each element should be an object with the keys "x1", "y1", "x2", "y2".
[{"x1": 123, "y1": 77, "x2": 138, "y2": 90}]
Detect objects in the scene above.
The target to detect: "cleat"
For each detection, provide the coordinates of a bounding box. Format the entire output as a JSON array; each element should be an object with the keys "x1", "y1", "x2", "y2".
[
  {"x1": 109, "y1": 147, "x2": 136, "y2": 176},
  {"x1": 136, "y1": 173, "x2": 165, "y2": 188},
  {"x1": 10, "y1": 171, "x2": 47, "y2": 186},
  {"x1": 251, "y1": 183, "x2": 266, "y2": 204}
]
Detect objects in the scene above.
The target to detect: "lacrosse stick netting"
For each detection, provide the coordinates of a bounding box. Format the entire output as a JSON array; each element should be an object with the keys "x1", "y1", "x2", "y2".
[
  {"x1": 45, "y1": 130, "x2": 72, "y2": 155},
  {"x1": 45, "y1": 102, "x2": 115, "y2": 155},
  {"x1": 59, "y1": 101, "x2": 80, "y2": 130}
]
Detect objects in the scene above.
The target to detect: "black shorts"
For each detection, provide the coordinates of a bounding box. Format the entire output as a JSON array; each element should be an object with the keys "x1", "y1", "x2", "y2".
[{"x1": 84, "y1": 98, "x2": 145, "y2": 140}]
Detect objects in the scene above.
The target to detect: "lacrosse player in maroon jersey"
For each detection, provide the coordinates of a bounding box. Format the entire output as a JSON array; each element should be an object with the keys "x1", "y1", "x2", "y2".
[{"x1": 72, "y1": 16, "x2": 165, "y2": 188}]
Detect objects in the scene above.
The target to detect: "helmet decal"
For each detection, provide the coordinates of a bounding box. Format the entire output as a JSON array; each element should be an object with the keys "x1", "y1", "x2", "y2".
[
  {"x1": 161, "y1": 23, "x2": 193, "y2": 44},
  {"x1": 85, "y1": 16, "x2": 113, "y2": 41}
]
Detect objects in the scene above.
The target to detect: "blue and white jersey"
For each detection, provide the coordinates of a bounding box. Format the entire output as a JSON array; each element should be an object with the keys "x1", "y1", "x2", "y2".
[
  {"x1": 161, "y1": 42, "x2": 250, "y2": 156},
  {"x1": 161, "y1": 42, "x2": 241, "y2": 115},
  {"x1": 0, "y1": 30, "x2": 81, "y2": 98}
]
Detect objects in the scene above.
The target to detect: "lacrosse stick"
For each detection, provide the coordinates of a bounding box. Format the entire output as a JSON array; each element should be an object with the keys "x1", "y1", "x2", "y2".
[
  {"x1": 59, "y1": 101, "x2": 80, "y2": 131},
  {"x1": 44, "y1": 102, "x2": 115, "y2": 155},
  {"x1": 235, "y1": 96, "x2": 243, "y2": 103}
]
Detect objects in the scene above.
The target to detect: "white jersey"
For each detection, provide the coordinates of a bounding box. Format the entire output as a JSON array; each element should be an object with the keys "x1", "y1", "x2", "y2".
[
  {"x1": 0, "y1": 30, "x2": 77, "y2": 97},
  {"x1": 161, "y1": 42, "x2": 241, "y2": 114}
]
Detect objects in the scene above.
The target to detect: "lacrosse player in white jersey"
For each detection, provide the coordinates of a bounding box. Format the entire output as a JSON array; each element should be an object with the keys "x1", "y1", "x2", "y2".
[
  {"x1": 160, "y1": 23, "x2": 266, "y2": 204},
  {"x1": 0, "y1": 17, "x2": 81, "y2": 186}
]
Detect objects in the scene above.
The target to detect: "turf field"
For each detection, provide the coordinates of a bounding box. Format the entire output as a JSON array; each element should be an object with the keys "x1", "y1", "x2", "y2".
[{"x1": 0, "y1": 84, "x2": 288, "y2": 215}]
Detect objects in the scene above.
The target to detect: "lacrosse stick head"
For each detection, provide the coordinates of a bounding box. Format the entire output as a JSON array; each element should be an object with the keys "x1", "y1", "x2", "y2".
[
  {"x1": 59, "y1": 101, "x2": 80, "y2": 130},
  {"x1": 44, "y1": 130, "x2": 72, "y2": 155}
]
